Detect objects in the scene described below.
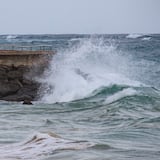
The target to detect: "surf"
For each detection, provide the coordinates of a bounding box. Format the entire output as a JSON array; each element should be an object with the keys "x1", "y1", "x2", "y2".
[
  {"x1": 38, "y1": 37, "x2": 142, "y2": 103},
  {"x1": 0, "y1": 132, "x2": 94, "y2": 160}
]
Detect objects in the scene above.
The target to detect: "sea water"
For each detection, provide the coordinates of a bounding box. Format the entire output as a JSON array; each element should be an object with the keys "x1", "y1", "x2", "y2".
[{"x1": 0, "y1": 34, "x2": 160, "y2": 160}]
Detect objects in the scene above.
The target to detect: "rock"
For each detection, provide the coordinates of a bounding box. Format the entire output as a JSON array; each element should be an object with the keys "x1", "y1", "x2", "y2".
[
  {"x1": 0, "y1": 67, "x2": 6, "y2": 72},
  {"x1": 17, "y1": 87, "x2": 37, "y2": 99},
  {"x1": 0, "y1": 82, "x2": 20, "y2": 97},
  {"x1": 7, "y1": 70, "x2": 23, "y2": 80},
  {"x1": 1, "y1": 95, "x2": 17, "y2": 101},
  {"x1": 23, "y1": 99, "x2": 33, "y2": 105},
  {"x1": 0, "y1": 69, "x2": 7, "y2": 80},
  {"x1": 2, "y1": 94, "x2": 33, "y2": 102},
  {"x1": 17, "y1": 65, "x2": 30, "y2": 75},
  {"x1": 0, "y1": 50, "x2": 54, "y2": 102},
  {"x1": 22, "y1": 79, "x2": 35, "y2": 85},
  {"x1": 17, "y1": 95, "x2": 33, "y2": 101},
  {"x1": 0, "y1": 65, "x2": 10, "y2": 72},
  {"x1": 0, "y1": 66, "x2": 40, "y2": 101}
]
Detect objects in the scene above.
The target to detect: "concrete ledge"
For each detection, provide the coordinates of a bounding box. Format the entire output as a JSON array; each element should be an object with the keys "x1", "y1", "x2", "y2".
[
  {"x1": 0, "y1": 50, "x2": 54, "y2": 67},
  {"x1": 0, "y1": 50, "x2": 53, "y2": 56},
  {"x1": 0, "y1": 50, "x2": 54, "y2": 102}
]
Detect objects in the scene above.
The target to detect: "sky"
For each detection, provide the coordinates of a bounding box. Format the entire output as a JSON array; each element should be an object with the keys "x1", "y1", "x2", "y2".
[{"x1": 0, "y1": 0, "x2": 160, "y2": 34}]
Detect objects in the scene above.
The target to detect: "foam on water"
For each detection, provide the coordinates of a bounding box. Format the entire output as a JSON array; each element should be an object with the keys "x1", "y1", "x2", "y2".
[
  {"x1": 0, "y1": 132, "x2": 94, "y2": 160},
  {"x1": 142, "y1": 37, "x2": 151, "y2": 41},
  {"x1": 6, "y1": 35, "x2": 18, "y2": 40},
  {"x1": 126, "y1": 33, "x2": 144, "y2": 39},
  {"x1": 39, "y1": 38, "x2": 141, "y2": 103},
  {"x1": 104, "y1": 88, "x2": 137, "y2": 104}
]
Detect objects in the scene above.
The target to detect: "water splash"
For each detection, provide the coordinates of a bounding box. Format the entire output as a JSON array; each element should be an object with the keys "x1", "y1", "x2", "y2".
[{"x1": 39, "y1": 38, "x2": 141, "y2": 103}]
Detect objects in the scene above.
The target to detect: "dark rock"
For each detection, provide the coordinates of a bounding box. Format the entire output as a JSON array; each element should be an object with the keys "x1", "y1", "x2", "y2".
[
  {"x1": 17, "y1": 65, "x2": 30, "y2": 74},
  {"x1": 23, "y1": 99, "x2": 33, "y2": 105},
  {"x1": 0, "y1": 82, "x2": 20, "y2": 97},
  {"x1": 17, "y1": 95, "x2": 33, "y2": 101},
  {"x1": 0, "y1": 65, "x2": 10, "y2": 72},
  {"x1": 22, "y1": 79, "x2": 34, "y2": 85},
  {"x1": 0, "y1": 64, "x2": 44, "y2": 102},
  {"x1": 0, "y1": 69, "x2": 7, "y2": 80},
  {"x1": 2, "y1": 94, "x2": 33, "y2": 102},
  {"x1": 17, "y1": 87, "x2": 38, "y2": 99},
  {"x1": 0, "y1": 50, "x2": 54, "y2": 102},
  {"x1": 7, "y1": 70, "x2": 23, "y2": 80},
  {"x1": 1, "y1": 95, "x2": 17, "y2": 101},
  {"x1": 0, "y1": 67, "x2": 6, "y2": 72}
]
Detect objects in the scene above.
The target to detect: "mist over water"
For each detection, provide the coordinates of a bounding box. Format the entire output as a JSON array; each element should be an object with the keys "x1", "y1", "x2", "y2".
[
  {"x1": 0, "y1": 34, "x2": 160, "y2": 160},
  {"x1": 40, "y1": 37, "x2": 143, "y2": 103}
]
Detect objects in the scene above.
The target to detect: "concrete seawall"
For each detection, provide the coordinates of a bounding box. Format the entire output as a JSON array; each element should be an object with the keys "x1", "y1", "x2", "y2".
[
  {"x1": 0, "y1": 50, "x2": 53, "y2": 67},
  {"x1": 0, "y1": 50, "x2": 54, "y2": 102}
]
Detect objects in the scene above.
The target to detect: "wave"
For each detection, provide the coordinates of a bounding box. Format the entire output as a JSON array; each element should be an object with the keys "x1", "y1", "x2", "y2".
[
  {"x1": 69, "y1": 38, "x2": 87, "y2": 42},
  {"x1": 0, "y1": 132, "x2": 94, "y2": 160},
  {"x1": 142, "y1": 37, "x2": 151, "y2": 41},
  {"x1": 6, "y1": 35, "x2": 18, "y2": 40},
  {"x1": 126, "y1": 34, "x2": 144, "y2": 39},
  {"x1": 104, "y1": 88, "x2": 137, "y2": 104},
  {"x1": 39, "y1": 38, "x2": 142, "y2": 103}
]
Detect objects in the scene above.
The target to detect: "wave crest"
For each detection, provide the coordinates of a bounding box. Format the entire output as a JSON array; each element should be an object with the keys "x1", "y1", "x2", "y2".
[
  {"x1": 126, "y1": 34, "x2": 144, "y2": 39},
  {"x1": 0, "y1": 132, "x2": 94, "y2": 159},
  {"x1": 39, "y1": 38, "x2": 141, "y2": 103}
]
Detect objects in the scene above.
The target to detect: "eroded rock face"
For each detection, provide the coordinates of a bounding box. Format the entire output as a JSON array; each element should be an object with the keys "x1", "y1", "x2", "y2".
[
  {"x1": 0, "y1": 50, "x2": 54, "y2": 102},
  {"x1": 0, "y1": 65, "x2": 41, "y2": 102}
]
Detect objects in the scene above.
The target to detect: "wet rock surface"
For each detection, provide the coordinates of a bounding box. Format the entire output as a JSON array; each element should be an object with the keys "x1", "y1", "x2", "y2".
[{"x1": 0, "y1": 65, "x2": 42, "y2": 102}]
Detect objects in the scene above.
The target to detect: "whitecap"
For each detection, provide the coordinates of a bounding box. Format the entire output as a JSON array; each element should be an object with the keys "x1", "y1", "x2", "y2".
[
  {"x1": 0, "y1": 132, "x2": 94, "y2": 160},
  {"x1": 142, "y1": 37, "x2": 151, "y2": 41},
  {"x1": 104, "y1": 88, "x2": 137, "y2": 104},
  {"x1": 6, "y1": 35, "x2": 18, "y2": 40},
  {"x1": 126, "y1": 34, "x2": 143, "y2": 39}
]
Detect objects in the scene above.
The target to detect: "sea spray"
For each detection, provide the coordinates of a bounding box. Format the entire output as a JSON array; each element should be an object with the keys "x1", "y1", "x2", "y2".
[{"x1": 39, "y1": 38, "x2": 141, "y2": 103}]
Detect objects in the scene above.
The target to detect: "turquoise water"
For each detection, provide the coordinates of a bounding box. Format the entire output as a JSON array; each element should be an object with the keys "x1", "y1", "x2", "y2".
[{"x1": 0, "y1": 34, "x2": 160, "y2": 160}]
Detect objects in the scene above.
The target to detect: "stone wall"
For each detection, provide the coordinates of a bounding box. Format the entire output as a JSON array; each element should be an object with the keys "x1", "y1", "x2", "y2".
[{"x1": 0, "y1": 50, "x2": 54, "y2": 102}]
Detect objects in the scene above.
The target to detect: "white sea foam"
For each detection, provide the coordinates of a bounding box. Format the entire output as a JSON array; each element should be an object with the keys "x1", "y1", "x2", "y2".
[
  {"x1": 69, "y1": 38, "x2": 83, "y2": 42},
  {"x1": 142, "y1": 37, "x2": 151, "y2": 41},
  {"x1": 6, "y1": 35, "x2": 18, "y2": 40},
  {"x1": 0, "y1": 132, "x2": 94, "y2": 160},
  {"x1": 126, "y1": 34, "x2": 143, "y2": 39},
  {"x1": 104, "y1": 88, "x2": 137, "y2": 104},
  {"x1": 39, "y1": 38, "x2": 141, "y2": 103}
]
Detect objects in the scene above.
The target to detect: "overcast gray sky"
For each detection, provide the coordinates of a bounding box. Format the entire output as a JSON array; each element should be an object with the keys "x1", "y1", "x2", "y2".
[{"x1": 0, "y1": 0, "x2": 159, "y2": 34}]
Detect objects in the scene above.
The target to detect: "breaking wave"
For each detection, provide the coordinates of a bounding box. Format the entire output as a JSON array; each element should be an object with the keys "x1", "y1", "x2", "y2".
[
  {"x1": 0, "y1": 132, "x2": 94, "y2": 160},
  {"x1": 6, "y1": 35, "x2": 18, "y2": 40},
  {"x1": 39, "y1": 38, "x2": 142, "y2": 103},
  {"x1": 126, "y1": 34, "x2": 144, "y2": 39},
  {"x1": 142, "y1": 37, "x2": 151, "y2": 41},
  {"x1": 104, "y1": 88, "x2": 137, "y2": 104}
]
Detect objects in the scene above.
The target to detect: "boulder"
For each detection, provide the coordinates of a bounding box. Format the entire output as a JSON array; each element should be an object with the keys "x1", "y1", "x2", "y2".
[
  {"x1": 2, "y1": 94, "x2": 33, "y2": 102},
  {"x1": 23, "y1": 99, "x2": 33, "y2": 105},
  {"x1": 0, "y1": 69, "x2": 7, "y2": 80},
  {"x1": 7, "y1": 70, "x2": 23, "y2": 80},
  {"x1": 0, "y1": 82, "x2": 20, "y2": 97}
]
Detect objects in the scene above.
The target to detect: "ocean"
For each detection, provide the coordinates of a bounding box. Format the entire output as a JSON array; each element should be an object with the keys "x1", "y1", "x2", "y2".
[{"x1": 0, "y1": 34, "x2": 160, "y2": 160}]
